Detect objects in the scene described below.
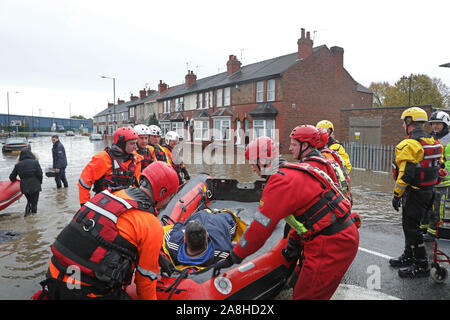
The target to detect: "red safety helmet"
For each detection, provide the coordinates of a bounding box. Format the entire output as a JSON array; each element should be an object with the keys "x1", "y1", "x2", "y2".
[
  {"x1": 316, "y1": 126, "x2": 329, "y2": 149},
  {"x1": 140, "y1": 161, "x2": 179, "y2": 203},
  {"x1": 113, "y1": 126, "x2": 138, "y2": 150},
  {"x1": 290, "y1": 125, "x2": 320, "y2": 147},
  {"x1": 245, "y1": 136, "x2": 279, "y2": 163}
]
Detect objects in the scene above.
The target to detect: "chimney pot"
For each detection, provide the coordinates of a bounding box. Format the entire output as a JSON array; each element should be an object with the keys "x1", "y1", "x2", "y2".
[{"x1": 298, "y1": 28, "x2": 313, "y2": 60}]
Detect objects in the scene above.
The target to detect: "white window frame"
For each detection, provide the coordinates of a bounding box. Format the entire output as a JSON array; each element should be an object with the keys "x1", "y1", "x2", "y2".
[
  {"x1": 212, "y1": 117, "x2": 231, "y2": 141},
  {"x1": 205, "y1": 92, "x2": 210, "y2": 108},
  {"x1": 129, "y1": 107, "x2": 135, "y2": 118},
  {"x1": 172, "y1": 122, "x2": 184, "y2": 139},
  {"x1": 267, "y1": 79, "x2": 275, "y2": 102},
  {"x1": 253, "y1": 119, "x2": 275, "y2": 139},
  {"x1": 163, "y1": 101, "x2": 169, "y2": 113},
  {"x1": 224, "y1": 87, "x2": 230, "y2": 106},
  {"x1": 256, "y1": 81, "x2": 264, "y2": 102},
  {"x1": 160, "y1": 122, "x2": 171, "y2": 135},
  {"x1": 198, "y1": 93, "x2": 203, "y2": 109},
  {"x1": 194, "y1": 120, "x2": 210, "y2": 141},
  {"x1": 216, "y1": 89, "x2": 223, "y2": 107}
]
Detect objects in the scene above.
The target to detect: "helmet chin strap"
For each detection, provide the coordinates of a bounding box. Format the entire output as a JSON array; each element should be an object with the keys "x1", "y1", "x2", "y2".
[{"x1": 297, "y1": 142, "x2": 310, "y2": 161}]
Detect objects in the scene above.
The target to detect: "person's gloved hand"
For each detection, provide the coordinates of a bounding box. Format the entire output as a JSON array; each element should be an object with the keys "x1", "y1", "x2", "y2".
[
  {"x1": 213, "y1": 251, "x2": 242, "y2": 277},
  {"x1": 281, "y1": 237, "x2": 302, "y2": 262},
  {"x1": 159, "y1": 253, "x2": 175, "y2": 277},
  {"x1": 392, "y1": 196, "x2": 402, "y2": 212},
  {"x1": 181, "y1": 167, "x2": 190, "y2": 181}
]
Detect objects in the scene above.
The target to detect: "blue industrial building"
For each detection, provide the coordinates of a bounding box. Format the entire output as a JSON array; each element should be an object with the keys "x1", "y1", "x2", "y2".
[{"x1": 0, "y1": 113, "x2": 92, "y2": 132}]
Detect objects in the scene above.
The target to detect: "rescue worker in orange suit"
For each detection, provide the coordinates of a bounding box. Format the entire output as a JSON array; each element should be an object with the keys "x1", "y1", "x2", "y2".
[
  {"x1": 216, "y1": 143, "x2": 359, "y2": 300},
  {"x1": 289, "y1": 125, "x2": 351, "y2": 202},
  {"x1": 77, "y1": 127, "x2": 143, "y2": 207},
  {"x1": 316, "y1": 126, "x2": 350, "y2": 177},
  {"x1": 316, "y1": 120, "x2": 352, "y2": 173},
  {"x1": 148, "y1": 125, "x2": 170, "y2": 163},
  {"x1": 390, "y1": 107, "x2": 443, "y2": 278},
  {"x1": 40, "y1": 161, "x2": 180, "y2": 300},
  {"x1": 161, "y1": 131, "x2": 190, "y2": 184},
  {"x1": 133, "y1": 124, "x2": 156, "y2": 172}
]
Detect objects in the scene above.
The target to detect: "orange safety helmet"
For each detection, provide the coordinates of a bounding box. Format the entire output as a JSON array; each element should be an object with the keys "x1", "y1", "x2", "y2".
[
  {"x1": 316, "y1": 127, "x2": 329, "y2": 149},
  {"x1": 113, "y1": 127, "x2": 138, "y2": 150},
  {"x1": 290, "y1": 125, "x2": 320, "y2": 147},
  {"x1": 140, "y1": 161, "x2": 179, "y2": 203},
  {"x1": 245, "y1": 136, "x2": 279, "y2": 163}
]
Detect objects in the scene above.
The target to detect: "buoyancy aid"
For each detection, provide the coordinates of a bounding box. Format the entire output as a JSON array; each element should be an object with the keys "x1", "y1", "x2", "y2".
[
  {"x1": 303, "y1": 151, "x2": 351, "y2": 201},
  {"x1": 321, "y1": 148, "x2": 347, "y2": 173},
  {"x1": 93, "y1": 147, "x2": 138, "y2": 193},
  {"x1": 401, "y1": 131, "x2": 442, "y2": 187},
  {"x1": 150, "y1": 144, "x2": 168, "y2": 163},
  {"x1": 48, "y1": 188, "x2": 155, "y2": 296},
  {"x1": 281, "y1": 163, "x2": 352, "y2": 240},
  {"x1": 137, "y1": 146, "x2": 154, "y2": 170}
]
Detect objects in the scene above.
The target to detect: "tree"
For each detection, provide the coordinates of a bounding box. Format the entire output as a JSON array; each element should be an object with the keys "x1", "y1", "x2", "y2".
[
  {"x1": 147, "y1": 113, "x2": 159, "y2": 126},
  {"x1": 370, "y1": 74, "x2": 447, "y2": 108}
]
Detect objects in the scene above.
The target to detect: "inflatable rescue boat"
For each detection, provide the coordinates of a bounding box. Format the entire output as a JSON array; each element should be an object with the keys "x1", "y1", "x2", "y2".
[
  {"x1": 0, "y1": 180, "x2": 22, "y2": 211},
  {"x1": 127, "y1": 174, "x2": 296, "y2": 300}
]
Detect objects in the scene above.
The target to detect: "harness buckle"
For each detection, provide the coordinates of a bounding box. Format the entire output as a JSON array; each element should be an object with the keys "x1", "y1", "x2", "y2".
[{"x1": 83, "y1": 219, "x2": 95, "y2": 232}]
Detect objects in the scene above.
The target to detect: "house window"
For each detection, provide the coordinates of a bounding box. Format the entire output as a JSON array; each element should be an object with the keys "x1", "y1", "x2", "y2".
[
  {"x1": 129, "y1": 107, "x2": 135, "y2": 118},
  {"x1": 267, "y1": 79, "x2": 275, "y2": 101},
  {"x1": 213, "y1": 118, "x2": 231, "y2": 141},
  {"x1": 163, "y1": 101, "x2": 169, "y2": 113},
  {"x1": 161, "y1": 122, "x2": 171, "y2": 135},
  {"x1": 205, "y1": 92, "x2": 210, "y2": 108},
  {"x1": 194, "y1": 120, "x2": 209, "y2": 141},
  {"x1": 224, "y1": 87, "x2": 230, "y2": 106},
  {"x1": 253, "y1": 119, "x2": 275, "y2": 139},
  {"x1": 172, "y1": 122, "x2": 184, "y2": 139},
  {"x1": 198, "y1": 93, "x2": 203, "y2": 109},
  {"x1": 256, "y1": 81, "x2": 264, "y2": 102},
  {"x1": 216, "y1": 89, "x2": 223, "y2": 107},
  {"x1": 122, "y1": 112, "x2": 127, "y2": 121}
]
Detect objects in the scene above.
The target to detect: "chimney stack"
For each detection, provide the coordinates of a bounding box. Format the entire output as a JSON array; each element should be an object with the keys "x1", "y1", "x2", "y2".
[
  {"x1": 330, "y1": 46, "x2": 344, "y2": 68},
  {"x1": 139, "y1": 89, "x2": 147, "y2": 99},
  {"x1": 158, "y1": 80, "x2": 168, "y2": 93},
  {"x1": 185, "y1": 70, "x2": 197, "y2": 87},
  {"x1": 117, "y1": 99, "x2": 125, "y2": 105},
  {"x1": 297, "y1": 28, "x2": 313, "y2": 60},
  {"x1": 108, "y1": 102, "x2": 114, "y2": 108},
  {"x1": 227, "y1": 54, "x2": 241, "y2": 76},
  {"x1": 147, "y1": 89, "x2": 156, "y2": 96},
  {"x1": 130, "y1": 94, "x2": 139, "y2": 101}
]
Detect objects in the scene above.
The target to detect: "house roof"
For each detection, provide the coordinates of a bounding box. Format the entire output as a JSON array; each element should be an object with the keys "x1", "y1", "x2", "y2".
[{"x1": 159, "y1": 46, "x2": 326, "y2": 100}]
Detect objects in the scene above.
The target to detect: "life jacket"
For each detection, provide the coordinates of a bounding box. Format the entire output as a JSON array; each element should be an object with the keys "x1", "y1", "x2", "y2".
[
  {"x1": 280, "y1": 163, "x2": 352, "y2": 240},
  {"x1": 137, "y1": 146, "x2": 154, "y2": 171},
  {"x1": 93, "y1": 147, "x2": 138, "y2": 193},
  {"x1": 321, "y1": 148, "x2": 347, "y2": 174},
  {"x1": 151, "y1": 144, "x2": 168, "y2": 163},
  {"x1": 303, "y1": 152, "x2": 351, "y2": 202},
  {"x1": 48, "y1": 189, "x2": 155, "y2": 297},
  {"x1": 397, "y1": 131, "x2": 442, "y2": 187}
]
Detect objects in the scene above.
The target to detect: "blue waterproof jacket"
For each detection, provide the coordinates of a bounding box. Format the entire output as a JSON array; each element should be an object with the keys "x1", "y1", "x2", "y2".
[{"x1": 52, "y1": 140, "x2": 67, "y2": 169}]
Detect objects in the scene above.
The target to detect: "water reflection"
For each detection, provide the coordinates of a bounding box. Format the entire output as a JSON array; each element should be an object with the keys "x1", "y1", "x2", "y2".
[{"x1": 0, "y1": 135, "x2": 399, "y2": 299}]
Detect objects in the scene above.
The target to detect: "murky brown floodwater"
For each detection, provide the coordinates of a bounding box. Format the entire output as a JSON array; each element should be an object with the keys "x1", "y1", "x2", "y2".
[{"x1": 0, "y1": 135, "x2": 398, "y2": 299}]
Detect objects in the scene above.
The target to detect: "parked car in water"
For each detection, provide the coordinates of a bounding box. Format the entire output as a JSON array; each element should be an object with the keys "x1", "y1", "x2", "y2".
[
  {"x1": 2, "y1": 137, "x2": 30, "y2": 153},
  {"x1": 89, "y1": 133, "x2": 103, "y2": 141}
]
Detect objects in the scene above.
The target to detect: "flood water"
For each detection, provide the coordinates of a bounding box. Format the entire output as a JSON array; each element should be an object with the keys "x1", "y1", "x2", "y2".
[{"x1": 0, "y1": 135, "x2": 398, "y2": 299}]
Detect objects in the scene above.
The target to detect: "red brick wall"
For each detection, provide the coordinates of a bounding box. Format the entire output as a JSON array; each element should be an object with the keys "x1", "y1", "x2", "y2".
[
  {"x1": 340, "y1": 105, "x2": 433, "y2": 146},
  {"x1": 277, "y1": 46, "x2": 372, "y2": 153}
]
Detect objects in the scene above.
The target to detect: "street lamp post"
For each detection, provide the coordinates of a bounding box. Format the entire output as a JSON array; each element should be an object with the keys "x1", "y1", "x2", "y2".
[
  {"x1": 6, "y1": 91, "x2": 19, "y2": 136},
  {"x1": 101, "y1": 75, "x2": 116, "y2": 134}
]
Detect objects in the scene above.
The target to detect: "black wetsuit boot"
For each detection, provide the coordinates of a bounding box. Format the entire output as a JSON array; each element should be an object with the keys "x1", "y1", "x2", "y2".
[
  {"x1": 398, "y1": 244, "x2": 429, "y2": 278},
  {"x1": 389, "y1": 247, "x2": 413, "y2": 268}
]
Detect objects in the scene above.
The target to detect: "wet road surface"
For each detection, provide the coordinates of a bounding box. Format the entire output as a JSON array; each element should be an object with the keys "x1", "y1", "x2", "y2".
[{"x1": 0, "y1": 135, "x2": 448, "y2": 300}]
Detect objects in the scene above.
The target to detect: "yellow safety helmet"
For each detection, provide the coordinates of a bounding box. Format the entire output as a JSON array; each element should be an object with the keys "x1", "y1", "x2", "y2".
[
  {"x1": 401, "y1": 107, "x2": 428, "y2": 122},
  {"x1": 316, "y1": 120, "x2": 334, "y2": 132}
]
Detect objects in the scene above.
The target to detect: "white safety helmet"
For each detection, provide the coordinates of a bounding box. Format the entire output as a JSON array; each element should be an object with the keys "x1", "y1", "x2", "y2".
[
  {"x1": 429, "y1": 110, "x2": 450, "y2": 126},
  {"x1": 165, "y1": 131, "x2": 179, "y2": 143},
  {"x1": 133, "y1": 124, "x2": 150, "y2": 135},
  {"x1": 148, "y1": 125, "x2": 162, "y2": 136}
]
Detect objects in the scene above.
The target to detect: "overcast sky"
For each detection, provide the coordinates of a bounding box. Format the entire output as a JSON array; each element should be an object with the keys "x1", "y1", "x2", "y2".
[{"x1": 1, "y1": 0, "x2": 449, "y2": 119}]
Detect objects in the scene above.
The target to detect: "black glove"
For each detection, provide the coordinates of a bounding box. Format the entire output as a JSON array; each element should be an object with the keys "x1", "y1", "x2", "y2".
[
  {"x1": 159, "y1": 253, "x2": 175, "y2": 277},
  {"x1": 80, "y1": 203, "x2": 85, "y2": 208},
  {"x1": 281, "y1": 237, "x2": 302, "y2": 262},
  {"x1": 392, "y1": 196, "x2": 402, "y2": 212},
  {"x1": 213, "y1": 252, "x2": 242, "y2": 277},
  {"x1": 181, "y1": 167, "x2": 190, "y2": 181}
]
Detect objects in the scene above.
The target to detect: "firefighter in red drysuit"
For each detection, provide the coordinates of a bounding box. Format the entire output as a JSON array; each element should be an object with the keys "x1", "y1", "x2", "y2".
[
  {"x1": 244, "y1": 136, "x2": 286, "y2": 180},
  {"x1": 40, "y1": 161, "x2": 180, "y2": 300},
  {"x1": 216, "y1": 143, "x2": 359, "y2": 300}
]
